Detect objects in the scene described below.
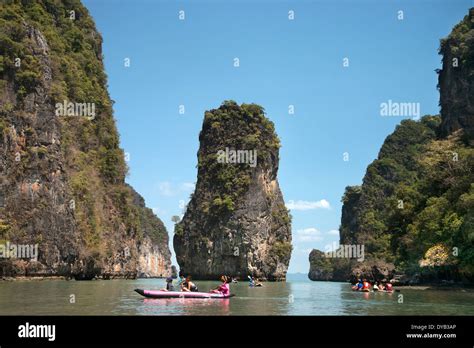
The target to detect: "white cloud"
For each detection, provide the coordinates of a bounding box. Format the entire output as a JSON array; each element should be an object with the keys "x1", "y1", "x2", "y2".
[
  {"x1": 327, "y1": 229, "x2": 339, "y2": 236},
  {"x1": 286, "y1": 199, "x2": 331, "y2": 211},
  {"x1": 296, "y1": 228, "x2": 323, "y2": 242}
]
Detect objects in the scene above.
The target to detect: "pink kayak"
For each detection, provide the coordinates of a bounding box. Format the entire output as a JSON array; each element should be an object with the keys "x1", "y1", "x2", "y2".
[{"x1": 135, "y1": 289, "x2": 235, "y2": 299}]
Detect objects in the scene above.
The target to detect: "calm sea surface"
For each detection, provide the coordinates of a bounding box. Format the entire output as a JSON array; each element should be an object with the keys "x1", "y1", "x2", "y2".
[{"x1": 1, "y1": 278, "x2": 473, "y2": 315}]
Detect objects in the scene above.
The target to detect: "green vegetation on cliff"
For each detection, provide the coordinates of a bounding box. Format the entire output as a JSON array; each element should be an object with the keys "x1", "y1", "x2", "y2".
[
  {"x1": 342, "y1": 116, "x2": 473, "y2": 281},
  {"x1": 197, "y1": 100, "x2": 281, "y2": 218},
  {"x1": 439, "y1": 8, "x2": 474, "y2": 76},
  {"x1": 0, "y1": 1, "x2": 129, "y2": 248},
  {"x1": 309, "y1": 9, "x2": 474, "y2": 284},
  {"x1": 0, "y1": 0, "x2": 170, "y2": 278}
]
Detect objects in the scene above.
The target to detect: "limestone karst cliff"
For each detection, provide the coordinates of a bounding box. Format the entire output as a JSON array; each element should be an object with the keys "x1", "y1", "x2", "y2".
[
  {"x1": 0, "y1": 1, "x2": 171, "y2": 279},
  {"x1": 309, "y1": 9, "x2": 474, "y2": 284},
  {"x1": 174, "y1": 101, "x2": 292, "y2": 280},
  {"x1": 438, "y1": 8, "x2": 474, "y2": 143}
]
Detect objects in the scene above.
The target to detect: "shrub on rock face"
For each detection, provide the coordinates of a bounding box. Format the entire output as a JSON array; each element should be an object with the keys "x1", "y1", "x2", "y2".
[{"x1": 419, "y1": 244, "x2": 453, "y2": 267}]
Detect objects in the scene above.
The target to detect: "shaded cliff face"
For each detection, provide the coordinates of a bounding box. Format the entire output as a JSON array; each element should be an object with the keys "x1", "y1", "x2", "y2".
[
  {"x1": 438, "y1": 8, "x2": 474, "y2": 143},
  {"x1": 310, "y1": 9, "x2": 474, "y2": 284},
  {"x1": 339, "y1": 186, "x2": 362, "y2": 246},
  {"x1": 174, "y1": 101, "x2": 292, "y2": 281},
  {"x1": 0, "y1": 1, "x2": 171, "y2": 279},
  {"x1": 129, "y1": 187, "x2": 171, "y2": 278}
]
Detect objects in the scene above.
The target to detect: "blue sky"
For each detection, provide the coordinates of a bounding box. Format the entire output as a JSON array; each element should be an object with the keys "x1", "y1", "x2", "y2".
[{"x1": 82, "y1": 0, "x2": 472, "y2": 273}]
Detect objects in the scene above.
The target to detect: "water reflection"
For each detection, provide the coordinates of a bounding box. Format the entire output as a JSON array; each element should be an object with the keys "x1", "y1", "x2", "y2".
[{"x1": 139, "y1": 298, "x2": 231, "y2": 315}]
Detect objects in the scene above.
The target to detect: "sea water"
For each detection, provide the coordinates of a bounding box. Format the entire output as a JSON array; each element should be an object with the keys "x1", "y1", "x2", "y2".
[{"x1": 0, "y1": 278, "x2": 473, "y2": 315}]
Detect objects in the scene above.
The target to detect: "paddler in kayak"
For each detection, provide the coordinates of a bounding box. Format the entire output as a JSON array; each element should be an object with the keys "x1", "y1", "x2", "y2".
[
  {"x1": 248, "y1": 276, "x2": 263, "y2": 287},
  {"x1": 177, "y1": 271, "x2": 185, "y2": 287},
  {"x1": 160, "y1": 277, "x2": 175, "y2": 291},
  {"x1": 352, "y1": 279, "x2": 363, "y2": 291},
  {"x1": 362, "y1": 279, "x2": 371, "y2": 292},
  {"x1": 181, "y1": 276, "x2": 199, "y2": 292},
  {"x1": 384, "y1": 282, "x2": 393, "y2": 292},
  {"x1": 210, "y1": 275, "x2": 230, "y2": 296}
]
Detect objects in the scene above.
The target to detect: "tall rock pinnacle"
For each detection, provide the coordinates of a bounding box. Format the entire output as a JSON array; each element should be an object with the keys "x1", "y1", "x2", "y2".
[{"x1": 174, "y1": 101, "x2": 292, "y2": 281}]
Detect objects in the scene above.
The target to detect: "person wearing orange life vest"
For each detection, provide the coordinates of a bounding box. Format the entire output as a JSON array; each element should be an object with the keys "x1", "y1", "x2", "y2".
[{"x1": 362, "y1": 279, "x2": 371, "y2": 292}]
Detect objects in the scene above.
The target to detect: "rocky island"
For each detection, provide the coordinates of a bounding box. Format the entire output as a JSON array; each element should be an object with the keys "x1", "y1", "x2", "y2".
[
  {"x1": 174, "y1": 101, "x2": 292, "y2": 280},
  {"x1": 309, "y1": 9, "x2": 474, "y2": 285},
  {"x1": 0, "y1": 1, "x2": 171, "y2": 279}
]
